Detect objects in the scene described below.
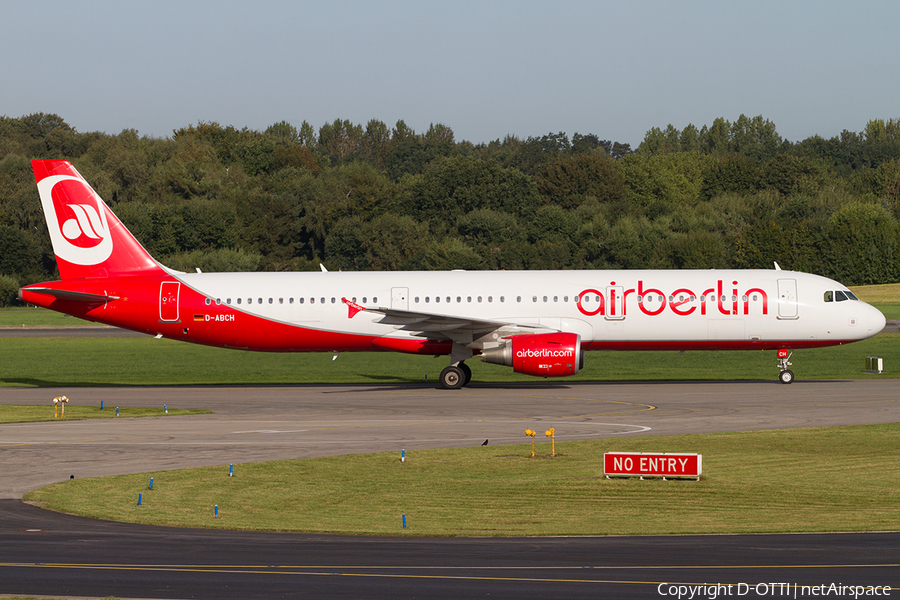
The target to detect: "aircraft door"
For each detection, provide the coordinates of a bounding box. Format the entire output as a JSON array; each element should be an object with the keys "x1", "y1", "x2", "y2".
[
  {"x1": 159, "y1": 281, "x2": 180, "y2": 322},
  {"x1": 605, "y1": 286, "x2": 625, "y2": 320},
  {"x1": 391, "y1": 287, "x2": 408, "y2": 310},
  {"x1": 777, "y1": 278, "x2": 798, "y2": 320}
]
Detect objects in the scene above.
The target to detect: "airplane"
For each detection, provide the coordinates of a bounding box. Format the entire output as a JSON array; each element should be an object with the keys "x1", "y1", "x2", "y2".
[{"x1": 19, "y1": 159, "x2": 886, "y2": 389}]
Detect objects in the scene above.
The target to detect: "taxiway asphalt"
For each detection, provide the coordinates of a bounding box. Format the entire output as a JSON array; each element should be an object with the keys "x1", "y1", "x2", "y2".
[{"x1": 1, "y1": 380, "x2": 898, "y2": 598}]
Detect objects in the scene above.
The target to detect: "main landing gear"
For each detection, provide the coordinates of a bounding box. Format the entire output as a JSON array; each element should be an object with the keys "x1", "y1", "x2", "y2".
[
  {"x1": 777, "y1": 349, "x2": 794, "y2": 384},
  {"x1": 439, "y1": 361, "x2": 472, "y2": 390}
]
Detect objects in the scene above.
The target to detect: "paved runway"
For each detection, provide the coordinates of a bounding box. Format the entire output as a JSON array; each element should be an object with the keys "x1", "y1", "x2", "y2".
[
  {"x1": 2, "y1": 380, "x2": 900, "y2": 499},
  {"x1": 1, "y1": 380, "x2": 898, "y2": 598}
]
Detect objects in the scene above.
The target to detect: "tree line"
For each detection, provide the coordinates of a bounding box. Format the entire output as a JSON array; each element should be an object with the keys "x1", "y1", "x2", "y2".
[{"x1": 1, "y1": 112, "x2": 899, "y2": 305}]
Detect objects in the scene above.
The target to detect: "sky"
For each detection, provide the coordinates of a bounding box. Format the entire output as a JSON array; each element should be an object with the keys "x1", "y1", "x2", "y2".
[{"x1": 2, "y1": 0, "x2": 898, "y2": 148}]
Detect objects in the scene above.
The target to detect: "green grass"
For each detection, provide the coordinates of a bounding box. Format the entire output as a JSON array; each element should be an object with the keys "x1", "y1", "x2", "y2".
[
  {"x1": 24, "y1": 422, "x2": 900, "y2": 536},
  {"x1": 0, "y1": 333, "x2": 897, "y2": 387},
  {"x1": 0, "y1": 306, "x2": 95, "y2": 327},
  {"x1": 852, "y1": 282, "x2": 900, "y2": 319},
  {"x1": 0, "y1": 404, "x2": 210, "y2": 423}
]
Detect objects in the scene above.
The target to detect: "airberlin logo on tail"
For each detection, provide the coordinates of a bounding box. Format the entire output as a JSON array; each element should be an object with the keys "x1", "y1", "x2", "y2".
[
  {"x1": 37, "y1": 175, "x2": 113, "y2": 266},
  {"x1": 61, "y1": 203, "x2": 106, "y2": 246}
]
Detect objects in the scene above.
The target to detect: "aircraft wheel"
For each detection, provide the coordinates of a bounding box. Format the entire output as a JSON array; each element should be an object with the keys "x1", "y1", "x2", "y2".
[
  {"x1": 459, "y1": 362, "x2": 472, "y2": 386},
  {"x1": 439, "y1": 365, "x2": 465, "y2": 390},
  {"x1": 779, "y1": 369, "x2": 794, "y2": 384}
]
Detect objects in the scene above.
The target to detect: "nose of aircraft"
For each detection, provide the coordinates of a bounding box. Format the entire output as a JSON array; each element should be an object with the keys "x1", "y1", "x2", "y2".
[{"x1": 868, "y1": 303, "x2": 887, "y2": 337}]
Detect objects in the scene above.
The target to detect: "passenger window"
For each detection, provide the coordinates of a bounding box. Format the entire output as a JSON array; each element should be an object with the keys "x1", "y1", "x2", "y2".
[
  {"x1": 533, "y1": 296, "x2": 537, "y2": 302},
  {"x1": 446, "y1": 297, "x2": 450, "y2": 303},
  {"x1": 279, "y1": 298, "x2": 283, "y2": 304},
  {"x1": 456, "y1": 296, "x2": 461, "y2": 303},
  {"x1": 310, "y1": 298, "x2": 315, "y2": 304},
  {"x1": 435, "y1": 296, "x2": 440, "y2": 303},
  {"x1": 205, "y1": 298, "x2": 211, "y2": 306},
  {"x1": 488, "y1": 296, "x2": 493, "y2": 302},
  {"x1": 373, "y1": 297, "x2": 377, "y2": 303},
  {"x1": 269, "y1": 298, "x2": 273, "y2": 304},
  {"x1": 425, "y1": 297, "x2": 430, "y2": 303},
  {"x1": 227, "y1": 298, "x2": 232, "y2": 305},
  {"x1": 237, "y1": 298, "x2": 241, "y2": 305},
  {"x1": 299, "y1": 298, "x2": 304, "y2": 304},
  {"x1": 478, "y1": 296, "x2": 483, "y2": 303},
  {"x1": 248, "y1": 298, "x2": 253, "y2": 304},
  {"x1": 824, "y1": 291, "x2": 834, "y2": 302},
  {"x1": 415, "y1": 297, "x2": 420, "y2": 303},
  {"x1": 467, "y1": 296, "x2": 472, "y2": 303}
]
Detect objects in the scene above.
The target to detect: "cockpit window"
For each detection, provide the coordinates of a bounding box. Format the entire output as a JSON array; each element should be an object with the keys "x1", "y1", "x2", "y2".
[{"x1": 825, "y1": 290, "x2": 860, "y2": 303}]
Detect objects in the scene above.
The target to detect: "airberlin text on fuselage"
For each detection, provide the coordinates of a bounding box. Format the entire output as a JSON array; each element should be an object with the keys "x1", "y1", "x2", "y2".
[{"x1": 577, "y1": 279, "x2": 769, "y2": 318}]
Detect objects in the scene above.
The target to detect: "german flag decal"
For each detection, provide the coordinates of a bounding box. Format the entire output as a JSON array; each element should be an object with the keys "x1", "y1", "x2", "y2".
[{"x1": 193, "y1": 314, "x2": 205, "y2": 322}]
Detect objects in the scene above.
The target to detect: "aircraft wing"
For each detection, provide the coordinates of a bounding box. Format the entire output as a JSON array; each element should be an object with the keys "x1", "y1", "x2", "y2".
[{"x1": 342, "y1": 297, "x2": 550, "y2": 341}]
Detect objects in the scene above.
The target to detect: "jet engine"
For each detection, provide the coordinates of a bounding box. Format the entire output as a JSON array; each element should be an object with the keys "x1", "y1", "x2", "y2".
[{"x1": 480, "y1": 332, "x2": 583, "y2": 377}]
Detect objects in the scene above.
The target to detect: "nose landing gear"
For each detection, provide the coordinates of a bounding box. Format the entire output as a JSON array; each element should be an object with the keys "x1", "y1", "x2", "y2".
[{"x1": 777, "y1": 349, "x2": 794, "y2": 384}]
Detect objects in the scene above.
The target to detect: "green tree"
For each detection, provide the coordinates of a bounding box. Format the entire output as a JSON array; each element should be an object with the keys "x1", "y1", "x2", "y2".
[
  {"x1": 319, "y1": 119, "x2": 364, "y2": 165},
  {"x1": 760, "y1": 154, "x2": 823, "y2": 196},
  {"x1": 536, "y1": 154, "x2": 628, "y2": 208},
  {"x1": 825, "y1": 201, "x2": 896, "y2": 284},
  {"x1": 0, "y1": 274, "x2": 20, "y2": 307},
  {"x1": 162, "y1": 248, "x2": 263, "y2": 272},
  {"x1": 617, "y1": 152, "x2": 707, "y2": 211},
  {"x1": 701, "y1": 154, "x2": 760, "y2": 200},
  {"x1": 403, "y1": 156, "x2": 541, "y2": 224}
]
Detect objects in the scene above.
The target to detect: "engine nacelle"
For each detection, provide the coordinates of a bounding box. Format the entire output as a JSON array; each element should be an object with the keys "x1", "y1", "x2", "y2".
[{"x1": 480, "y1": 332, "x2": 583, "y2": 378}]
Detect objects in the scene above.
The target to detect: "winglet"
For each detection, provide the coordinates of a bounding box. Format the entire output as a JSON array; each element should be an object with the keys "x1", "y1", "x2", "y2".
[{"x1": 342, "y1": 297, "x2": 366, "y2": 319}]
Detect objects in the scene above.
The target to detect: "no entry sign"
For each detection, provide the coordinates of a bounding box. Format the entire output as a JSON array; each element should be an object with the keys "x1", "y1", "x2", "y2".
[{"x1": 604, "y1": 452, "x2": 702, "y2": 480}]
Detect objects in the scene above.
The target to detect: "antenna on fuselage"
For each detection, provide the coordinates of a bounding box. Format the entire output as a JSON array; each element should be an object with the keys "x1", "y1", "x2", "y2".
[{"x1": 773, "y1": 261, "x2": 781, "y2": 271}]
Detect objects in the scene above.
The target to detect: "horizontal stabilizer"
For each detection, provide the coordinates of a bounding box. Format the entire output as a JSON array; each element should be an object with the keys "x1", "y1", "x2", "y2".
[{"x1": 21, "y1": 287, "x2": 119, "y2": 303}]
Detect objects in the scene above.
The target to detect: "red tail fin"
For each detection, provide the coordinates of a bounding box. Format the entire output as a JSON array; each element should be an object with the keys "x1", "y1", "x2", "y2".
[{"x1": 32, "y1": 160, "x2": 163, "y2": 279}]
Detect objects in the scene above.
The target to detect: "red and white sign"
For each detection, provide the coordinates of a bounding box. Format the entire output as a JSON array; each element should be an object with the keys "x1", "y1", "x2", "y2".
[{"x1": 604, "y1": 452, "x2": 702, "y2": 479}]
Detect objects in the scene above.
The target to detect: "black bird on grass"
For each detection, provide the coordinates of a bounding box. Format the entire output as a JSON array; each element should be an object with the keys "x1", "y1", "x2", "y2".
[{"x1": 481, "y1": 439, "x2": 489, "y2": 446}]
